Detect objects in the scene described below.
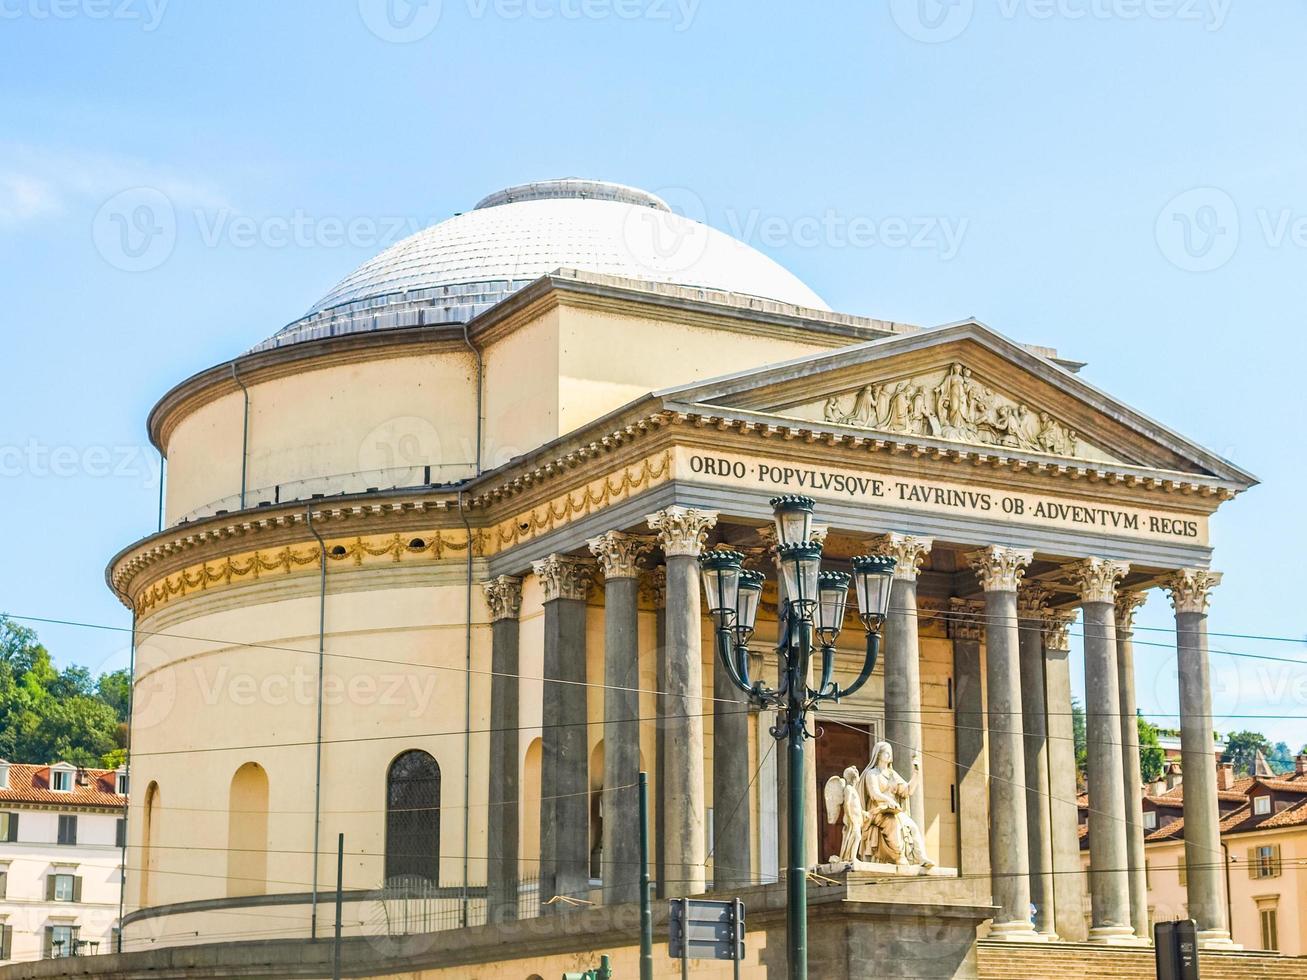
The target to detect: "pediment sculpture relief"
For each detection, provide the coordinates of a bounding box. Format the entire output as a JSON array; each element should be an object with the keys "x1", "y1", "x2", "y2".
[{"x1": 821, "y1": 361, "x2": 1082, "y2": 458}]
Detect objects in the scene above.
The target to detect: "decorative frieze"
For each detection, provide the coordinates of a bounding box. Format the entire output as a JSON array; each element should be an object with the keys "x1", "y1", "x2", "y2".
[
  {"x1": 967, "y1": 545, "x2": 1034, "y2": 593},
  {"x1": 1042, "y1": 610, "x2": 1078, "y2": 652},
  {"x1": 1066, "y1": 557, "x2": 1131, "y2": 605},
  {"x1": 1162, "y1": 569, "x2": 1222, "y2": 615},
  {"x1": 482, "y1": 575, "x2": 523, "y2": 622},
  {"x1": 867, "y1": 533, "x2": 934, "y2": 581},
  {"x1": 1114, "y1": 590, "x2": 1148, "y2": 635},
  {"x1": 947, "y1": 598, "x2": 986, "y2": 642},
  {"x1": 532, "y1": 554, "x2": 594, "y2": 603},
  {"x1": 646, "y1": 506, "x2": 718, "y2": 558},
  {"x1": 587, "y1": 531, "x2": 654, "y2": 580}
]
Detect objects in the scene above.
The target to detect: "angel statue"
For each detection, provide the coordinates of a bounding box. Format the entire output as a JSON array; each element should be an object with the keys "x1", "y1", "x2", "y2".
[
  {"x1": 860, "y1": 741, "x2": 933, "y2": 869},
  {"x1": 823, "y1": 766, "x2": 867, "y2": 865}
]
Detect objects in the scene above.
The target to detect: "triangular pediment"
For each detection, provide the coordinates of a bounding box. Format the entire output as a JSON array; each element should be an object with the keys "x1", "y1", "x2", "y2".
[{"x1": 656, "y1": 319, "x2": 1256, "y2": 484}]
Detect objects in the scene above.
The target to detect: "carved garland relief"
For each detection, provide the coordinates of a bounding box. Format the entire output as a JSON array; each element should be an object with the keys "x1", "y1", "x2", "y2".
[{"x1": 819, "y1": 361, "x2": 1093, "y2": 460}]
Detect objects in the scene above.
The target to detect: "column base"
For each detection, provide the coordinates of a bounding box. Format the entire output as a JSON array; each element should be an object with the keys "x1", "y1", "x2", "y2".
[
  {"x1": 988, "y1": 920, "x2": 1048, "y2": 942},
  {"x1": 1197, "y1": 929, "x2": 1242, "y2": 950},
  {"x1": 1087, "y1": 924, "x2": 1147, "y2": 945}
]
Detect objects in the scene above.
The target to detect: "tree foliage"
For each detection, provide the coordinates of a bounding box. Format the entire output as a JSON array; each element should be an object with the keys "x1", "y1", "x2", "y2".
[
  {"x1": 1223, "y1": 729, "x2": 1273, "y2": 776},
  {"x1": 0, "y1": 616, "x2": 127, "y2": 769},
  {"x1": 1137, "y1": 715, "x2": 1166, "y2": 784}
]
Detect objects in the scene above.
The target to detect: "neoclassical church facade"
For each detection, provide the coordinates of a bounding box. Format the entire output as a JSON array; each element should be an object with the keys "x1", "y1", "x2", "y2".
[{"x1": 103, "y1": 180, "x2": 1257, "y2": 978}]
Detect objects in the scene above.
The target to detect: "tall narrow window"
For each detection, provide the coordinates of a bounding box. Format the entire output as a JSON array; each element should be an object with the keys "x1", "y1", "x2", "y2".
[
  {"x1": 227, "y1": 763, "x2": 269, "y2": 897},
  {"x1": 57, "y1": 815, "x2": 77, "y2": 845},
  {"x1": 385, "y1": 750, "x2": 441, "y2": 884},
  {"x1": 1260, "y1": 907, "x2": 1279, "y2": 951}
]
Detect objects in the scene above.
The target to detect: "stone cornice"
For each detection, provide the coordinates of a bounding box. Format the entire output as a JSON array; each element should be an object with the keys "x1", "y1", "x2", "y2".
[{"x1": 1162, "y1": 569, "x2": 1222, "y2": 615}]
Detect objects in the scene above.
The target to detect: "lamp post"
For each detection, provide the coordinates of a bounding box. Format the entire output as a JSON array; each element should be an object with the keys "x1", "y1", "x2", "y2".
[{"x1": 700, "y1": 495, "x2": 895, "y2": 980}]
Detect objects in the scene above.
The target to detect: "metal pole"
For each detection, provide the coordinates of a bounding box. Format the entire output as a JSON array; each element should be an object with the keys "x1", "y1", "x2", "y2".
[
  {"x1": 333, "y1": 833, "x2": 344, "y2": 980},
  {"x1": 681, "y1": 897, "x2": 689, "y2": 980},
  {"x1": 638, "y1": 772, "x2": 654, "y2": 980},
  {"x1": 786, "y1": 715, "x2": 807, "y2": 980}
]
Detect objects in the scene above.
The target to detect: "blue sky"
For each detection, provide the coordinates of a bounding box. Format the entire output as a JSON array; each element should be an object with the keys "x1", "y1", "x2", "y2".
[{"x1": 1, "y1": 1, "x2": 1304, "y2": 745}]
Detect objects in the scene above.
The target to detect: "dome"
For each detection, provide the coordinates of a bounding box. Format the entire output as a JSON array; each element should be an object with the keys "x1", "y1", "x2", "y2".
[{"x1": 254, "y1": 179, "x2": 828, "y2": 351}]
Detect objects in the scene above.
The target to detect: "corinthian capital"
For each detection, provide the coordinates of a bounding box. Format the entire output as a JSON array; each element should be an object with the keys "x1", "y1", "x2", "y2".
[
  {"x1": 1162, "y1": 569, "x2": 1222, "y2": 615},
  {"x1": 1042, "y1": 610, "x2": 1078, "y2": 652},
  {"x1": 646, "y1": 506, "x2": 718, "y2": 558},
  {"x1": 587, "y1": 531, "x2": 654, "y2": 580},
  {"x1": 1017, "y1": 584, "x2": 1051, "y2": 620},
  {"x1": 481, "y1": 575, "x2": 523, "y2": 622},
  {"x1": 1114, "y1": 590, "x2": 1148, "y2": 634},
  {"x1": 967, "y1": 545, "x2": 1034, "y2": 593},
  {"x1": 639, "y1": 566, "x2": 667, "y2": 609},
  {"x1": 532, "y1": 554, "x2": 594, "y2": 603},
  {"x1": 948, "y1": 598, "x2": 985, "y2": 642},
  {"x1": 1066, "y1": 557, "x2": 1130, "y2": 605},
  {"x1": 867, "y1": 533, "x2": 933, "y2": 581}
]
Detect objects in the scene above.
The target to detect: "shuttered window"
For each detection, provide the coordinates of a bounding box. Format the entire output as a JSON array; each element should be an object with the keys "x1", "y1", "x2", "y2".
[
  {"x1": 116, "y1": 819, "x2": 127, "y2": 848},
  {"x1": 0, "y1": 924, "x2": 12, "y2": 960},
  {"x1": 1248, "y1": 844, "x2": 1282, "y2": 879},
  {"x1": 57, "y1": 815, "x2": 77, "y2": 845},
  {"x1": 1260, "y1": 908, "x2": 1279, "y2": 951},
  {"x1": 0, "y1": 813, "x2": 16, "y2": 842}
]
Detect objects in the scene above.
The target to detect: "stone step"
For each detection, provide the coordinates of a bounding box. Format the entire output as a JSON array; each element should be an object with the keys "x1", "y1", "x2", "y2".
[{"x1": 976, "y1": 941, "x2": 1307, "y2": 980}]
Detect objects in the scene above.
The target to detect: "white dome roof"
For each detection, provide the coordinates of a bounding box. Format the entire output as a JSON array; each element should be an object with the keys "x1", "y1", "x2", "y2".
[{"x1": 256, "y1": 179, "x2": 827, "y2": 350}]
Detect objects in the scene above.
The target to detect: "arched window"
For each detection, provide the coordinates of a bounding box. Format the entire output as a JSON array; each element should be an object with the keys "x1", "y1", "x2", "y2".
[
  {"x1": 386, "y1": 750, "x2": 441, "y2": 884},
  {"x1": 227, "y1": 762, "x2": 269, "y2": 897},
  {"x1": 141, "y1": 782, "x2": 160, "y2": 907}
]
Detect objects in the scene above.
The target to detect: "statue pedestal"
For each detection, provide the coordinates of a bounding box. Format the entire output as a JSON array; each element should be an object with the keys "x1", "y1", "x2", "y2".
[{"x1": 815, "y1": 860, "x2": 959, "y2": 878}]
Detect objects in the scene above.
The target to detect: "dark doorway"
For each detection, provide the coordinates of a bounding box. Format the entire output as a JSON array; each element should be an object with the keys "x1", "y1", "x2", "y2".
[{"x1": 815, "y1": 722, "x2": 871, "y2": 864}]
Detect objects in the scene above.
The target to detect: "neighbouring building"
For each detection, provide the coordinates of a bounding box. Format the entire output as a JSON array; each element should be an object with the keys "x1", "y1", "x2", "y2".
[
  {"x1": 0, "y1": 761, "x2": 126, "y2": 963},
  {"x1": 42, "y1": 177, "x2": 1285, "y2": 978}
]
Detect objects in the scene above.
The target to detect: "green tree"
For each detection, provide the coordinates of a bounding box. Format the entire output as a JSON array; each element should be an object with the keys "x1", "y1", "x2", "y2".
[
  {"x1": 1137, "y1": 715, "x2": 1166, "y2": 784},
  {"x1": 1072, "y1": 698, "x2": 1087, "y2": 777},
  {"x1": 1223, "y1": 729, "x2": 1273, "y2": 775},
  {"x1": 1268, "y1": 741, "x2": 1295, "y2": 774},
  {"x1": 96, "y1": 669, "x2": 131, "y2": 723}
]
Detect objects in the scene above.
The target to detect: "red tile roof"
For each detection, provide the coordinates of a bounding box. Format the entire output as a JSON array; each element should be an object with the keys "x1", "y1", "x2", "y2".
[{"x1": 0, "y1": 763, "x2": 125, "y2": 810}]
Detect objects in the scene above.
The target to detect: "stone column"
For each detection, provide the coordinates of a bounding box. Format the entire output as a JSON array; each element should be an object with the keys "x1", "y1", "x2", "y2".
[
  {"x1": 948, "y1": 598, "x2": 990, "y2": 884},
  {"x1": 642, "y1": 568, "x2": 668, "y2": 899},
  {"x1": 483, "y1": 575, "x2": 523, "y2": 922},
  {"x1": 532, "y1": 554, "x2": 593, "y2": 907},
  {"x1": 1163, "y1": 570, "x2": 1233, "y2": 947},
  {"x1": 1115, "y1": 590, "x2": 1150, "y2": 941},
  {"x1": 967, "y1": 545, "x2": 1042, "y2": 941},
  {"x1": 711, "y1": 584, "x2": 752, "y2": 894},
  {"x1": 1069, "y1": 557, "x2": 1136, "y2": 943},
  {"x1": 646, "y1": 506, "x2": 717, "y2": 898},
  {"x1": 588, "y1": 532, "x2": 652, "y2": 906},
  {"x1": 870, "y1": 533, "x2": 933, "y2": 830},
  {"x1": 1043, "y1": 610, "x2": 1088, "y2": 942},
  {"x1": 1017, "y1": 585, "x2": 1055, "y2": 937}
]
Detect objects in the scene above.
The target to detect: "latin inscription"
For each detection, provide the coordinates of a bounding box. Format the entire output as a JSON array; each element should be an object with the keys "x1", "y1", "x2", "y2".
[{"x1": 685, "y1": 451, "x2": 1204, "y2": 543}]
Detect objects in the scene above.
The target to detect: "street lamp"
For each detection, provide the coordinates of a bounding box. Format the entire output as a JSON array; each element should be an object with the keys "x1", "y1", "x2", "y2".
[{"x1": 700, "y1": 496, "x2": 895, "y2": 980}]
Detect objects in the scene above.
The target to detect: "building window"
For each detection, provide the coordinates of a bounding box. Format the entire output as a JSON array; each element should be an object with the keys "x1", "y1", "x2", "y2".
[
  {"x1": 385, "y1": 750, "x2": 441, "y2": 884},
  {"x1": 1249, "y1": 844, "x2": 1282, "y2": 879},
  {"x1": 1143, "y1": 810, "x2": 1157, "y2": 830},
  {"x1": 0, "y1": 762, "x2": 8, "y2": 790},
  {"x1": 48, "y1": 873, "x2": 80, "y2": 902},
  {"x1": 116, "y1": 818, "x2": 126, "y2": 848},
  {"x1": 0, "y1": 813, "x2": 16, "y2": 843},
  {"x1": 57, "y1": 815, "x2": 78, "y2": 845},
  {"x1": 50, "y1": 769, "x2": 72, "y2": 793},
  {"x1": 0, "y1": 923, "x2": 11, "y2": 960},
  {"x1": 0, "y1": 868, "x2": 7, "y2": 899},
  {"x1": 116, "y1": 771, "x2": 129, "y2": 795},
  {"x1": 44, "y1": 924, "x2": 78, "y2": 958},
  {"x1": 1253, "y1": 795, "x2": 1271, "y2": 816},
  {"x1": 227, "y1": 763, "x2": 269, "y2": 898},
  {"x1": 1260, "y1": 907, "x2": 1279, "y2": 951}
]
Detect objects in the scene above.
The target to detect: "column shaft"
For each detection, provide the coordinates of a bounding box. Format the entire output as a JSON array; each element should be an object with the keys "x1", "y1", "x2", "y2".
[
  {"x1": 663, "y1": 552, "x2": 707, "y2": 897},
  {"x1": 949, "y1": 602, "x2": 990, "y2": 884},
  {"x1": 650, "y1": 573, "x2": 668, "y2": 900},
  {"x1": 885, "y1": 576, "x2": 925, "y2": 828},
  {"x1": 1018, "y1": 601, "x2": 1055, "y2": 936},
  {"x1": 1167, "y1": 569, "x2": 1230, "y2": 945},
  {"x1": 1043, "y1": 614, "x2": 1088, "y2": 942},
  {"x1": 601, "y1": 575, "x2": 641, "y2": 904},
  {"x1": 486, "y1": 608, "x2": 521, "y2": 921},
  {"x1": 1116, "y1": 593, "x2": 1149, "y2": 940},
  {"x1": 713, "y1": 629, "x2": 751, "y2": 890},
  {"x1": 1082, "y1": 599, "x2": 1133, "y2": 940}
]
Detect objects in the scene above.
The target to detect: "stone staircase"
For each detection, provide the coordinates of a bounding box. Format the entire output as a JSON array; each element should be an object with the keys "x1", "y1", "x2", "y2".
[{"x1": 976, "y1": 941, "x2": 1307, "y2": 980}]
